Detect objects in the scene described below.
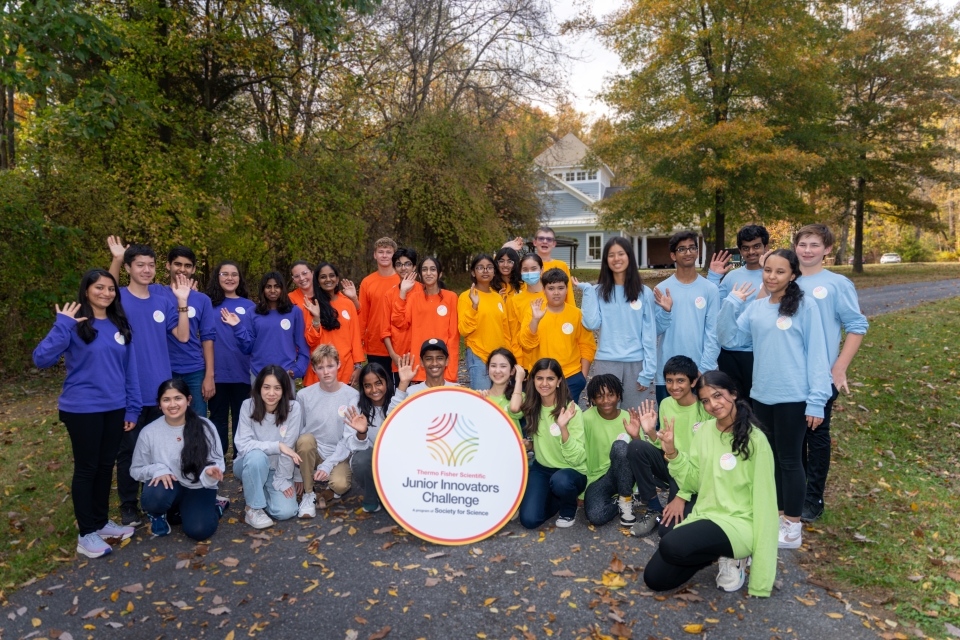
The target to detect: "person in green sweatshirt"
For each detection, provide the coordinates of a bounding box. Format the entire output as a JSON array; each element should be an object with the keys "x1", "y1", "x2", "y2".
[
  {"x1": 642, "y1": 370, "x2": 779, "y2": 597},
  {"x1": 517, "y1": 358, "x2": 588, "y2": 529},
  {"x1": 582, "y1": 374, "x2": 640, "y2": 528},
  {"x1": 628, "y1": 355, "x2": 710, "y2": 538}
]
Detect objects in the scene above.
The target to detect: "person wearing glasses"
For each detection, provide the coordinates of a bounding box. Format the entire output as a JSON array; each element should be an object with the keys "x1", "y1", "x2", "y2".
[
  {"x1": 381, "y1": 248, "x2": 418, "y2": 385},
  {"x1": 654, "y1": 231, "x2": 720, "y2": 405},
  {"x1": 493, "y1": 247, "x2": 523, "y2": 297},
  {"x1": 704, "y1": 225, "x2": 770, "y2": 400},
  {"x1": 534, "y1": 227, "x2": 575, "y2": 304},
  {"x1": 458, "y1": 254, "x2": 509, "y2": 390}
]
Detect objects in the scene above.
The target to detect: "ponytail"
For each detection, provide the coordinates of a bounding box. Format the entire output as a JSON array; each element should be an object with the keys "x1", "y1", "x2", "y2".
[{"x1": 768, "y1": 249, "x2": 804, "y2": 317}]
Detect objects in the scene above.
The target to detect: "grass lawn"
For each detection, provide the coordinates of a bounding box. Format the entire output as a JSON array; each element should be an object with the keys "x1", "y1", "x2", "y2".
[{"x1": 801, "y1": 297, "x2": 960, "y2": 637}]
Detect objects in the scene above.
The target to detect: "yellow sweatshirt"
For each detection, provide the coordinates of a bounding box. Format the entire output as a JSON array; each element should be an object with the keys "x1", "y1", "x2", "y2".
[
  {"x1": 457, "y1": 288, "x2": 509, "y2": 363},
  {"x1": 519, "y1": 303, "x2": 597, "y2": 379},
  {"x1": 506, "y1": 288, "x2": 547, "y2": 369}
]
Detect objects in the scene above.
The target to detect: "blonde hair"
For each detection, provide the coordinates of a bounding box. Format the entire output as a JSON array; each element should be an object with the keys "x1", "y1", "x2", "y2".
[
  {"x1": 374, "y1": 237, "x2": 398, "y2": 252},
  {"x1": 310, "y1": 344, "x2": 340, "y2": 367},
  {"x1": 793, "y1": 224, "x2": 835, "y2": 248}
]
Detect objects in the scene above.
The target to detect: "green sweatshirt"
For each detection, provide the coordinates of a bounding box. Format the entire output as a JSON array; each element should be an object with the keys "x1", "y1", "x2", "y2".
[
  {"x1": 531, "y1": 404, "x2": 587, "y2": 475},
  {"x1": 487, "y1": 392, "x2": 524, "y2": 434},
  {"x1": 582, "y1": 406, "x2": 631, "y2": 486},
  {"x1": 652, "y1": 396, "x2": 711, "y2": 500},
  {"x1": 667, "y1": 421, "x2": 779, "y2": 597}
]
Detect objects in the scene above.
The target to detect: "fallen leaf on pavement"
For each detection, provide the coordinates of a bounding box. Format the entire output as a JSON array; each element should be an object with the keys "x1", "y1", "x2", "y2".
[
  {"x1": 81, "y1": 608, "x2": 105, "y2": 620},
  {"x1": 683, "y1": 624, "x2": 703, "y2": 634},
  {"x1": 329, "y1": 526, "x2": 343, "y2": 536},
  {"x1": 121, "y1": 583, "x2": 143, "y2": 593},
  {"x1": 826, "y1": 612, "x2": 844, "y2": 619},
  {"x1": 207, "y1": 607, "x2": 231, "y2": 615},
  {"x1": 368, "y1": 626, "x2": 391, "y2": 640},
  {"x1": 374, "y1": 526, "x2": 395, "y2": 534},
  {"x1": 609, "y1": 554, "x2": 625, "y2": 573},
  {"x1": 220, "y1": 557, "x2": 240, "y2": 567},
  {"x1": 610, "y1": 621, "x2": 632, "y2": 638},
  {"x1": 551, "y1": 569, "x2": 575, "y2": 577},
  {"x1": 425, "y1": 578, "x2": 441, "y2": 587},
  {"x1": 425, "y1": 552, "x2": 447, "y2": 559}
]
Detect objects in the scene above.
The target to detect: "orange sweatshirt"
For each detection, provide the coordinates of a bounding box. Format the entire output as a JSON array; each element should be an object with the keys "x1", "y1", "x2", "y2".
[
  {"x1": 519, "y1": 303, "x2": 597, "y2": 379},
  {"x1": 359, "y1": 271, "x2": 400, "y2": 356},
  {"x1": 392, "y1": 288, "x2": 460, "y2": 382},
  {"x1": 380, "y1": 281, "x2": 422, "y2": 372},
  {"x1": 457, "y1": 288, "x2": 509, "y2": 364},
  {"x1": 288, "y1": 288, "x2": 314, "y2": 346},
  {"x1": 506, "y1": 288, "x2": 547, "y2": 369},
  {"x1": 303, "y1": 295, "x2": 364, "y2": 386},
  {"x1": 541, "y1": 258, "x2": 575, "y2": 305}
]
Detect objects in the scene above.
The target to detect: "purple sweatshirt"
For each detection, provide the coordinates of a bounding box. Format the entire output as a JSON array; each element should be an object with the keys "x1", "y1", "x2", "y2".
[
  {"x1": 149, "y1": 284, "x2": 216, "y2": 374},
  {"x1": 212, "y1": 297, "x2": 256, "y2": 383},
  {"x1": 234, "y1": 307, "x2": 310, "y2": 379},
  {"x1": 120, "y1": 287, "x2": 178, "y2": 406},
  {"x1": 33, "y1": 315, "x2": 143, "y2": 422}
]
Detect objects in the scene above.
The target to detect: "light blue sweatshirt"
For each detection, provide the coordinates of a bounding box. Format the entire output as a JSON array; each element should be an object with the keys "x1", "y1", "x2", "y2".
[
  {"x1": 653, "y1": 275, "x2": 720, "y2": 384},
  {"x1": 718, "y1": 294, "x2": 832, "y2": 418},
  {"x1": 706, "y1": 266, "x2": 765, "y2": 352},
  {"x1": 796, "y1": 270, "x2": 869, "y2": 368},
  {"x1": 578, "y1": 283, "x2": 659, "y2": 387}
]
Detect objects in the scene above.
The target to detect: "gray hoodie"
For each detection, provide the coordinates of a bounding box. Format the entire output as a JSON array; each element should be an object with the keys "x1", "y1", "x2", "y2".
[{"x1": 297, "y1": 382, "x2": 360, "y2": 476}]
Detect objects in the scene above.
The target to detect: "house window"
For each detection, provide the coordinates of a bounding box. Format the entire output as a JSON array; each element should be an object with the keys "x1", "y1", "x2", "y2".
[
  {"x1": 554, "y1": 173, "x2": 563, "y2": 180},
  {"x1": 565, "y1": 172, "x2": 575, "y2": 181},
  {"x1": 587, "y1": 233, "x2": 603, "y2": 261},
  {"x1": 588, "y1": 170, "x2": 597, "y2": 180},
  {"x1": 576, "y1": 171, "x2": 587, "y2": 181}
]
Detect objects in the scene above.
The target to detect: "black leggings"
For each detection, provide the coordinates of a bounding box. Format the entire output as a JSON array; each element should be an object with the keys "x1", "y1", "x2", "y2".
[
  {"x1": 208, "y1": 382, "x2": 251, "y2": 458},
  {"x1": 753, "y1": 400, "x2": 806, "y2": 518},
  {"x1": 643, "y1": 519, "x2": 734, "y2": 592},
  {"x1": 60, "y1": 409, "x2": 125, "y2": 536}
]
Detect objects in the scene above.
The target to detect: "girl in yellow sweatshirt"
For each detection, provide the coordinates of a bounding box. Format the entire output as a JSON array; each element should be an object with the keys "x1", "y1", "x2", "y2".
[{"x1": 458, "y1": 254, "x2": 508, "y2": 390}]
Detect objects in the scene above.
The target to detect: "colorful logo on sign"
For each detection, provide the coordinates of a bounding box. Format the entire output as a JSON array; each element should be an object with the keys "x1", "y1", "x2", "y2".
[{"x1": 426, "y1": 413, "x2": 479, "y2": 467}]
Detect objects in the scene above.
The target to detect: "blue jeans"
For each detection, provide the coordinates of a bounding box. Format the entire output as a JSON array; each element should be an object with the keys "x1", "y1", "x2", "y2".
[
  {"x1": 518, "y1": 459, "x2": 587, "y2": 529},
  {"x1": 140, "y1": 481, "x2": 220, "y2": 541},
  {"x1": 566, "y1": 372, "x2": 586, "y2": 406},
  {"x1": 174, "y1": 369, "x2": 208, "y2": 417},
  {"x1": 233, "y1": 449, "x2": 298, "y2": 520},
  {"x1": 465, "y1": 347, "x2": 491, "y2": 391}
]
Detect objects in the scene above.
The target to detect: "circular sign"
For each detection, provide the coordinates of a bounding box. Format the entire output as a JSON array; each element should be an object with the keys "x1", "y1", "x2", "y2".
[
  {"x1": 695, "y1": 296, "x2": 706, "y2": 309},
  {"x1": 719, "y1": 452, "x2": 737, "y2": 471},
  {"x1": 629, "y1": 299, "x2": 642, "y2": 311},
  {"x1": 437, "y1": 305, "x2": 448, "y2": 317},
  {"x1": 341, "y1": 310, "x2": 351, "y2": 320},
  {"x1": 776, "y1": 316, "x2": 793, "y2": 331},
  {"x1": 813, "y1": 286, "x2": 828, "y2": 299},
  {"x1": 153, "y1": 310, "x2": 165, "y2": 323},
  {"x1": 187, "y1": 306, "x2": 197, "y2": 318},
  {"x1": 561, "y1": 322, "x2": 574, "y2": 335},
  {"x1": 114, "y1": 331, "x2": 125, "y2": 345},
  {"x1": 280, "y1": 318, "x2": 291, "y2": 330},
  {"x1": 373, "y1": 387, "x2": 528, "y2": 545},
  {"x1": 235, "y1": 306, "x2": 246, "y2": 315}
]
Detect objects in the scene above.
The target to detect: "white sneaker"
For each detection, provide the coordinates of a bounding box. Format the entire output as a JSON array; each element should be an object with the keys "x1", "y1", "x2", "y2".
[
  {"x1": 298, "y1": 492, "x2": 317, "y2": 519},
  {"x1": 76, "y1": 533, "x2": 112, "y2": 559},
  {"x1": 779, "y1": 518, "x2": 802, "y2": 549},
  {"x1": 617, "y1": 496, "x2": 636, "y2": 527},
  {"x1": 97, "y1": 520, "x2": 136, "y2": 541},
  {"x1": 245, "y1": 507, "x2": 274, "y2": 530},
  {"x1": 555, "y1": 514, "x2": 575, "y2": 528},
  {"x1": 332, "y1": 492, "x2": 342, "y2": 500},
  {"x1": 716, "y1": 557, "x2": 746, "y2": 592}
]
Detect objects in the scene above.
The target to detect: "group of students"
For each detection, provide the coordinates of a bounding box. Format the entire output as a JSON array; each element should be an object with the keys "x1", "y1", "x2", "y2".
[{"x1": 33, "y1": 222, "x2": 866, "y2": 599}]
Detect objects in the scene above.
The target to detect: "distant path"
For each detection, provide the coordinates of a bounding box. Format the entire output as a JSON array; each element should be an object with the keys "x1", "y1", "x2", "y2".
[{"x1": 858, "y1": 278, "x2": 960, "y2": 316}]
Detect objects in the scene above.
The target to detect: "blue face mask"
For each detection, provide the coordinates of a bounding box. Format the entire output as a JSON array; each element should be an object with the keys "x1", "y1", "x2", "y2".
[{"x1": 521, "y1": 271, "x2": 541, "y2": 285}]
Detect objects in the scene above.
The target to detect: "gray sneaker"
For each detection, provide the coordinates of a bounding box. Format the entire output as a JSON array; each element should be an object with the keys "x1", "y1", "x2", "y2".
[{"x1": 630, "y1": 512, "x2": 659, "y2": 537}]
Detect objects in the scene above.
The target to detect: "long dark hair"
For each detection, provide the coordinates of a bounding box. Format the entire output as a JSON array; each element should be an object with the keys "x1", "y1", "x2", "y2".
[
  {"x1": 250, "y1": 365, "x2": 295, "y2": 425},
  {"x1": 486, "y1": 348, "x2": 519, "y2": 398},
  {"x1": 311, "y1": 261, "x2": 342, "y2": 331},
  {"x1": 492, "y1": 247, "x2": 522, "y2": 293},
  {"x1": 520, "y1": 358, "x2": 572, "y2": 438},
  {"x1": 255, "y1": 271, "x2": 293, "y2": 315},
  {"x1": 207, "y1": 261, "x2": 249, "y2": 307},
  {"x1": 157, "y1": 379, "x2": 213, "y2": 483},
  {"x1": 418, "y1": 256, "x2": 447, "y2": 292},
  {"x1": 76, "y1": 269, "x2": 133, "y2": 345},
  {"x1": 598, "y1": 236, "x2": 643, "y2": 303},
  {"x1": 357, "y1": 362, "x2": 395, "y2": 425},
  {"x1": 767, "y1": 249, "x2": 804, "y2": 317},
  {"x1": 469, "y1": 254, "x2": 495, "y2": 285},
  {"x1": 695, "y1": 370, "x2": 764, "y2": 461}
]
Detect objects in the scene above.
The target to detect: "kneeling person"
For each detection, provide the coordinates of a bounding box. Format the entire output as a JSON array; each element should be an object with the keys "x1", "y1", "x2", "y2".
[
  {"x1": 582, "y1": 374, "x2": 640, "y2": 527},
  {"x1": 628, "y1": 356, "x2": 709, "y2": 537},
  {"x1": 295, "y1": 344, "x2": 360, "y2": 517},
  {"x1": 131, "y1": 379, "x2": 228, "y2": 540}
]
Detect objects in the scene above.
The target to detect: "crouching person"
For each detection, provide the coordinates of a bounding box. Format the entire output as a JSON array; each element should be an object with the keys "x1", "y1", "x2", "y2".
[
  {"x1": 234, "y1": 365, "x2": 302, "y2": 529},
  {"x1": 294, "y1": 345, "x2": 359, "y2": 517},
  {"x1": 131, "y1": 379, "x2": 228, "y2": 540}
]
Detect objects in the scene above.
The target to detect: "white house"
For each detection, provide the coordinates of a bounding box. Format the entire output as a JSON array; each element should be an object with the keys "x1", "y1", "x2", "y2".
[{"x1": 534, "y1": 133, "x2": 705, "y2": 269}]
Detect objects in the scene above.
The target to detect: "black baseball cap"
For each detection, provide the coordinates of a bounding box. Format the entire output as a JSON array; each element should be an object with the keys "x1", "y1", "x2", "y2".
[{"x1": 420, "y1": 338, "x2": 449, "y2": 358}]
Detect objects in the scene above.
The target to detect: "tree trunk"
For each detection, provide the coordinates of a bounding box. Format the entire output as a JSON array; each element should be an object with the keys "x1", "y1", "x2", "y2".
[
  {"x1": 0, "y1": 79, "x2": 7, "y2": 170},
  {"x1": 853, "y1": 175, "x2": 866, "y2": 274},
  {"x1": 834, "y1": 200, "x2": 852, "y2": 265},
  {"x1": 713, "y1": 187, "x2": 726, "y2": 255}
]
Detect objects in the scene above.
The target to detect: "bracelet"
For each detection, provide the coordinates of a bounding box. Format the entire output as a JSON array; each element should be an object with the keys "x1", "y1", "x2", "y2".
[{"x1": 177, "y1": 306, "x2": 189, "y2": 313}]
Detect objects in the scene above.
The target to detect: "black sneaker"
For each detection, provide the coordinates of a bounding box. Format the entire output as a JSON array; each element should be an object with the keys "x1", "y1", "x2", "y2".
[
  {"x1": 166, "y1": 510, "x2": 183, "y2": 526},
  {"x1": 120, "y1": 505, "x2": 141, "y2": 527},
  {"x1": 800, "y1": 501, "x2": 824, "y2": 523}
]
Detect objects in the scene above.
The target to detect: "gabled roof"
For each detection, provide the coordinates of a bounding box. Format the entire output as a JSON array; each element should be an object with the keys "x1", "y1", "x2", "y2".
[
  {"x1": 540, "y1": 170, "x2": 595, "y2": 206},
  {"x1": 534, "y1": 132, "x2": 590, "y2": 169}
]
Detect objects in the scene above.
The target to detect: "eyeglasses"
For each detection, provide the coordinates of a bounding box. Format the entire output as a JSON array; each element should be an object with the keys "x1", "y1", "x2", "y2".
[
  {"x1": 396, "y1": 261, "x2": 414, "y2": 268},
  {"x1": 535, "y1": 236, "x2": 556, "y2": 243},
  {"x1": 497, "y1": 259, "x2": 515, "y2": 266},
  {"x1": 674, "y1": 246, "x2": 699, "y2": 254},
  {"x1": 219, "y1": 272, "x2": 239, "y2": 278},
  {"x1": 475, "y1": 265, "x2": 496, "y2": 272}
]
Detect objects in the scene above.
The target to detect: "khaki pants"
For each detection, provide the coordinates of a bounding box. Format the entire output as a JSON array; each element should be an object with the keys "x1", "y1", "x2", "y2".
[{"x1": 295, "y1": 434, "x2": 352, "y2": 494}]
